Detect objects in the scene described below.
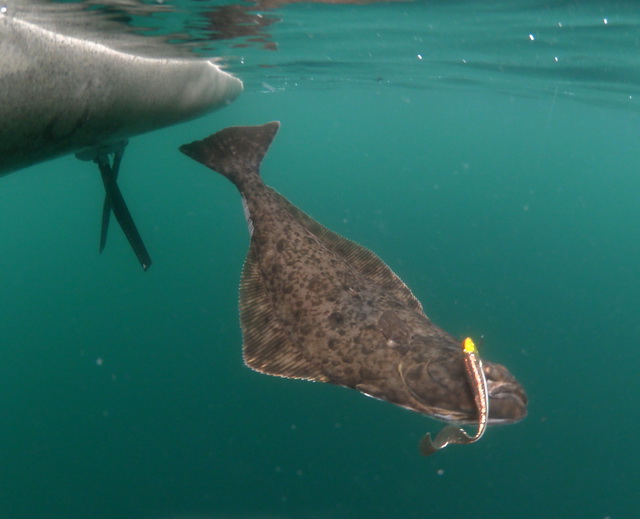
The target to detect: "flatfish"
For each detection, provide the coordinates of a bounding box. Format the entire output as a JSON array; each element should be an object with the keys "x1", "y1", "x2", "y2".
[{"x1": 180, "y1": 122, "x2": 527, "y2": 451}]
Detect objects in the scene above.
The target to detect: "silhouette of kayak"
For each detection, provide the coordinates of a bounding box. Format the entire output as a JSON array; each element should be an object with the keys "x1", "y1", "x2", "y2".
[{"x1": 0, "y1": 0, "x2": 242, "y2": 269}]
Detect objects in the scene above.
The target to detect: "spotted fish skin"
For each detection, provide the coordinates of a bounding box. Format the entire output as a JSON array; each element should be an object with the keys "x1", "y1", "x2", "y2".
[{"x1": 180, "y1": 122, "x2": 527, "y2": 425}]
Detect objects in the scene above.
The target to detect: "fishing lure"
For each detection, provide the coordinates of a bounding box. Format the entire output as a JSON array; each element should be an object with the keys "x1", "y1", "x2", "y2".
[{"x1": 420, "y1": 337, "x2": 489, "y2": 456}]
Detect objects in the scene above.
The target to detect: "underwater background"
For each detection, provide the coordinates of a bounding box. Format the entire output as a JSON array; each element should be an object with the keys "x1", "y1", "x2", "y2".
[{"x1": 1, "y1": 1, "x2": 639, "y2": 518}]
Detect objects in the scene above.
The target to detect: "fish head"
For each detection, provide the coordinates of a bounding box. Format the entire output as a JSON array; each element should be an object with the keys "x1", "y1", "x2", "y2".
[
  {"x1": 400, "y1": 340, "x2": 527, "y2": 425},
  {"x1": 482, "y1": 360, "x2": 528, "y2": 424}
]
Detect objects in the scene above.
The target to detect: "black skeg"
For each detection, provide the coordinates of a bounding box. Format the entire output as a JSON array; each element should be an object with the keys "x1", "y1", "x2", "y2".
[{"x1": 96, "y1": 154, "x2": 152, "y2": 271}]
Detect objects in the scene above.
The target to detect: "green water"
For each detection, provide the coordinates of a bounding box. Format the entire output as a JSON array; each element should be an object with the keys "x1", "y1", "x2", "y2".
[{"x1": 1, "y1": 1, "x2": 639, "y2": 518}]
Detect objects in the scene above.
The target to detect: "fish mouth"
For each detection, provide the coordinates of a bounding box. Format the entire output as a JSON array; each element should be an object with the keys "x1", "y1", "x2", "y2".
[
  {"x1": 428, "y1": 378, "x2": 528, "y2": 426},
  {"x1": 486, "y1": 379, "x2": 528, "y2": 424},
  {"x1": 488, "y1": 379, "x2": 526, "y2": 400}
]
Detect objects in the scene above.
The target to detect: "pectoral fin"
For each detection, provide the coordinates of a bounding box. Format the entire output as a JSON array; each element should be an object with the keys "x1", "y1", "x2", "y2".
[{"x1": 378, "y1": 310, "x2": 411, "y2": 344}]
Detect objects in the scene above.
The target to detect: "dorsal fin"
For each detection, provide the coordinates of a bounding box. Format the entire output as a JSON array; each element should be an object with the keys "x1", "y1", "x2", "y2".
[{"x1": 270, "y1": 189, "x2": 425, "y2": 314}]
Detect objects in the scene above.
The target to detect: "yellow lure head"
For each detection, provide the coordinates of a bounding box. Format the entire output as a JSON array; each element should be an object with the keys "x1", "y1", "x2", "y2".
[{"x1": 463, "y1": 337, "x2": 478, "y2": 355}]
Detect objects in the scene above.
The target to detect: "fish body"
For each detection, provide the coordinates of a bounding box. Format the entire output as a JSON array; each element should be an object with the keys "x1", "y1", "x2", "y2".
[{"x1": 180, "y1": 122, "x2": 527, "y2": 427}]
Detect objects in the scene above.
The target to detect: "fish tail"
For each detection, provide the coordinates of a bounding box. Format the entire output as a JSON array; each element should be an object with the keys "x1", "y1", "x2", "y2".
[{"x1": 180, "y1": 122, "x2": 280, "y2": 187}]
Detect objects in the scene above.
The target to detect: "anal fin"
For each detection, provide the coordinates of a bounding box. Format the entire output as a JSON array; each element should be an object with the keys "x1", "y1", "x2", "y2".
[{"x1": 239, "y1": 247, "x2": 328, "y2": 383}]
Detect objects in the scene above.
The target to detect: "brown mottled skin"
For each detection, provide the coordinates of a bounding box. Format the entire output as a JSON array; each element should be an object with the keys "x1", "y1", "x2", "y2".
[{"x1": 180, "y1": 122, "x2": 527, "y2": 427}]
